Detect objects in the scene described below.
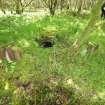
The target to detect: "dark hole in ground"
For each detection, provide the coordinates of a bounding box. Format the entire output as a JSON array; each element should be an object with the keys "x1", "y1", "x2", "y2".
[
  {"x1": 35, "y1": 36, "x2": 55, "y2": 48},
  {"x1": 41, "y1": 41, "x2": 54, "y2": 48}
]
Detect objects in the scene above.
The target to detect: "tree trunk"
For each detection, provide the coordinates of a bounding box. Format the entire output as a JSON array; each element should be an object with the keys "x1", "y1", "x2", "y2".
[
  {"x1": 42, "y1": 0, "x2": 57, "y2": 16},
  {"x1": 60, "y1": 0, "x2": 65, "y2": 11},
  {"x1": 77, "y1": 0, "x2": 83, "y2": 13},
  {"x1": 15, "y1": 0, "x2": 23, "y2": 14},
  {"x1": 0, "y1": 0, "x2": 6, "y2": 14},
  {"x1": 49, "y1": 7, "x2": 55, "y2": 16}
]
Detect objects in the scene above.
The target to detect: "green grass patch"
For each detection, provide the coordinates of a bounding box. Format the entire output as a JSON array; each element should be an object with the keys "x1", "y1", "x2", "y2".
[{"x1": 0, "y1": 14, "x2": 105, "y2": 104}]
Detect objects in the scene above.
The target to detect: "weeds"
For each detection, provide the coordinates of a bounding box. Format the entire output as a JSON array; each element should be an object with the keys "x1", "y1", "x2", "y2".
[{"x1": 0, "y1": 14, "x2": 105, "y2": 104}]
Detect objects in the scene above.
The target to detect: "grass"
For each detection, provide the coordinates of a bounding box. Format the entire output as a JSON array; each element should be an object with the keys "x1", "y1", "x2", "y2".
[{"x1": 0, "y1": 14, "x2": 105, "y2": 105}]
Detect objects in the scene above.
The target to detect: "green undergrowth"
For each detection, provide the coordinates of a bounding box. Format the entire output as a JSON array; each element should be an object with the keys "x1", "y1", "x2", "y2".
[{"x1": 0, "y1": 14, "x2": 105, "y2": 105}]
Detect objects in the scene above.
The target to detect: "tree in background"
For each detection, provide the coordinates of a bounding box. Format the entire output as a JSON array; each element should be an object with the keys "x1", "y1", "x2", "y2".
[
  {"x1": 0, "y1": 0, "x2": 98, "y2": 15},
  {"x1": 15, "y1": 0, "x2": 23, "y2": 14},
  {"x1": 65, "y1": 0, "x2": 97, "y2": 14},
  {"x1": 0, "y1": 0, "x2": 6, "y2": 14},
  {"x1": 43, "y1": 0, "x2": 58, "y2": 16},
  {"x1": 60, "y1": 0, "x2": 65, "y2": 11},
  {"x1": 15, "y1": 0, "x2": 34, "y2": 14}
]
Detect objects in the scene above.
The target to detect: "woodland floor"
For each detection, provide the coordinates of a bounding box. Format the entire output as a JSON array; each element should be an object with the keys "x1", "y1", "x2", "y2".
[{"x1": 0, "y1": 12, "x2": 105, "y2": 105}]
